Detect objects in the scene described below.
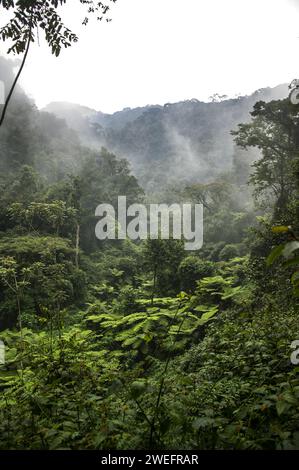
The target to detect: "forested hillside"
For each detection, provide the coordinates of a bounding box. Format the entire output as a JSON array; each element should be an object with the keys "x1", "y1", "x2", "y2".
[
  {"x1": 45, "y1": 85, "x2": 287, "y2": 190},
  {"x1": 0, "y1": 55, "x2": 299, "y2": 451}
]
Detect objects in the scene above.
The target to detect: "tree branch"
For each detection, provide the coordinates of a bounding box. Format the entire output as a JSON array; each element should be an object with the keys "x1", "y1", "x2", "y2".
[{"x1": 0, "y1": 23, "x2": 33, "y2": 127}]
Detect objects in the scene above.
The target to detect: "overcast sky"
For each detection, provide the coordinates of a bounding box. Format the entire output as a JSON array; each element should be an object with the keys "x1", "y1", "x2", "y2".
[{"x1": 1, "y1": 0, "x2": 299, "y2": 113}]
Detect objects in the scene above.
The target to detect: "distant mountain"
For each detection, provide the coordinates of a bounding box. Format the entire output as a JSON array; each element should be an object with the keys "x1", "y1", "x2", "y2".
[{"x1": 44, "y1": 85, "x2": 289, "y2": 190}]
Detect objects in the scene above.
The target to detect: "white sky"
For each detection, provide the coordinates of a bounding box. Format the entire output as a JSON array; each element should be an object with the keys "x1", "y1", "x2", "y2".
[{"x1": 1, "y1": 0, "x2": 299, "y2": 113}]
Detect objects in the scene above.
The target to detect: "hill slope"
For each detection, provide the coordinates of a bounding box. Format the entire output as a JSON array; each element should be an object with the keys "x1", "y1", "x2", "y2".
[{"x1": 44, "y1": 85, "x2": 288, "y2": 190}]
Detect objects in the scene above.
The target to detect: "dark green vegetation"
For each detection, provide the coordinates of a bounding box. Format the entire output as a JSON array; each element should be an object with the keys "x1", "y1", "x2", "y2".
[{"x1": 0, "y1": 57, "x2": 298, "y2": 450}]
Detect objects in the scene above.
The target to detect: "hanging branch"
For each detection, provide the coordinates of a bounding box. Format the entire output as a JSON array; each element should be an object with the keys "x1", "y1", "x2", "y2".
[
  {"x1": 0, "y1": 1, "x2": 117, "y2": 127},
  {"x1": 0, "y1": 21, "x2": 33, "y2": 128}
]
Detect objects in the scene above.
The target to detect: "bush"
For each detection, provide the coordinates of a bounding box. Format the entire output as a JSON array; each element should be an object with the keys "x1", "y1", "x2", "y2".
[
  {"x1": 115, "y1": 285, "x2": 139, "y2": 315},
  {"x1": 218, "y1": 244, "x2": 240, "y2": 261},
  {"x1": 178, "y1": 256, "x2": 214, "y2": 292}
]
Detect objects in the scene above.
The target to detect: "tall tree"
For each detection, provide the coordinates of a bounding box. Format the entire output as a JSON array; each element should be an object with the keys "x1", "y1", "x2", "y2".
[{"x1": 232, "y1": 99, "x2": 298, "y2": 221}]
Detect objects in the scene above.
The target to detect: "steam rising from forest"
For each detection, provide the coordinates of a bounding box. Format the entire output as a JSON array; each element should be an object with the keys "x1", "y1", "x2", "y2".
[
  {"x1": 1, "y1": 49, "x2": 299, "y2": 451},
  {"x1": 0, "y1": 55, "x2": 288, "y2": 194},
  {"x1": 41, "y1": 79, "x2": 287, "y2": 192}
]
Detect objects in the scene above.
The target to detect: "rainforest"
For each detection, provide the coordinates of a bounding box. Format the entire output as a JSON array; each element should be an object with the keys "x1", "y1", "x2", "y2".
[{"x1": 0, "y1": 0, "x2": 299, "y2": 453}]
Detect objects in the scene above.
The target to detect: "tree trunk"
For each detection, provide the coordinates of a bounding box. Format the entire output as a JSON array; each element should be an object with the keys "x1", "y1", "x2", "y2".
[
  {"x1": 151, "y1": 265, "x2": 157, "y2": 306},
  {"x1": 75, "y1": 223, "x2": 80, "y2": 269}
]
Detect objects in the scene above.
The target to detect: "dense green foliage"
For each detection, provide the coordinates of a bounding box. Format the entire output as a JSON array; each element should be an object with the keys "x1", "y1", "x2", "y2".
[{"x1": 0, "y1": 58, "x2": 298, "y2": 450}]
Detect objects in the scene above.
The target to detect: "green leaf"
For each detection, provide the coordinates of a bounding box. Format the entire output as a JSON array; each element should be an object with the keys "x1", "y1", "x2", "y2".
[
  {"x1": 276, "y1": 400, "x2": 290, "y2": 416},
  {"x1": 282, "y1": 256, "x2": 299, "y2": 268},
  {"x1": 266, "y1": 244, "x2": 285, "y2": 266},
  {"x1": 199, "y1": 307, "x2": 218, "y2": 323},
  {"x1": 130, "y1": 381, "x2": 147, "y2": 399},
  {"x1": 271, "y1": 225, "x2": 290, "y2": 234},
  {"x1": 283, "y1": 241, "x2": 299, "y2": 259},
  {"x1": 193, "y1": 416, "x2": 215, "y2": 429}
]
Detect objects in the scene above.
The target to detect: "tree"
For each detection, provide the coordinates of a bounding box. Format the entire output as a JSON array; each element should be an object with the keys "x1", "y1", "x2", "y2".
[
  {"x1": 0, "y1": 0, "x2": 117, "y2": 55},
  {"x1": 0, "y1": 0, "x2": 117, "y2": 125},
  {"x1": 0, "y1": 235, "x2": 86, "y2": 330},
  {"x1": 178, "y1": 180, "x2": 233, "y2": 212},
  {"x1": 218, "y1": 244, "x2": 240, "y2": 261},
  {"x1": 79, "y1": 148, "x2": 144, "y2": 252},
  {"x1": 178, "y1": 256, "x2": 214, "y2": 292},
  {"x1": 142, "y1": 238, "x2": 185, "y2": 303},
  {"x1": 232, "y1": 99, "x2": 298, "y2": 221}
]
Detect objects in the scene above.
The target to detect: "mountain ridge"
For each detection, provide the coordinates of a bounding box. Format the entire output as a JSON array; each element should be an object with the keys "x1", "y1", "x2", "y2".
[{"x1": 43, "y1": 84, "x2": 289, "y2": 190}]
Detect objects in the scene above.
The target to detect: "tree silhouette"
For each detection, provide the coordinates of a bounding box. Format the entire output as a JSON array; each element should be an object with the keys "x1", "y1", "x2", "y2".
[{"x1": 0, "y1": 0, "x2": 117, "y2": 125}]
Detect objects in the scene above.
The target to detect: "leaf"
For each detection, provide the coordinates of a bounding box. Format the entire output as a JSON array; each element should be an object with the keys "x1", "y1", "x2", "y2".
[
  {"x1": 109, "y1": 379, "x2": 123, "y2": 394},
  {"x1": 282, "y1": 241, "x2": 299, "y2": 259},
  {"x1": 276, "y1": 400, "x2": 290, "y2": 416},
  {"x1": 282, "y1": 256, "x2": 299, "y2": 268},
  {"x1": 291, "y1": 271, "x2": 299, "y2": 284},
  {"x1": 271, "y1": 226, "x2": 290, "y2": 234},
  {"x1": 130, "y1": 381, "x2": 147, "y2": 399},
  {"x1": 221, "y1": 286, "x2": 242, "y2": 300},
  {"x1": 266, "y1": 244, "x2": 285, "y2": 266},
  {"x1": 199, "y1": 307, "x2": 218, "y2": 323},
  {"x1": 193, "y1": 416, "x2": 215, "y2": 429},
  {"x1": 194, "y1": 305, "x2": 213, "y2": 312}
]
